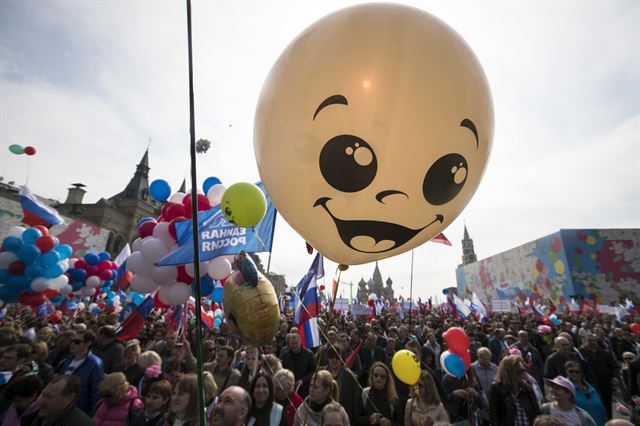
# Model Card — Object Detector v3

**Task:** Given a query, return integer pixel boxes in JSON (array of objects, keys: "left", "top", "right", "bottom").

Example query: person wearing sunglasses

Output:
[
  {"left": 564, "top": 361, "right": 606, "bottom": 426},
  {"left": 540, "top": 376, "right": 596, "bottom": 426},
  {"left": 56, "top": 330, "right": 105, "bottom": 414},
  {"left": 357, "top": 362, "right": 400, "bottom": 426}
]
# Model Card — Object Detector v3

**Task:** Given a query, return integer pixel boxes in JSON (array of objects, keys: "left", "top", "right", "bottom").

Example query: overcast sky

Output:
[{"left": 1, "top": 1, "right": 638, "bottom": 300}]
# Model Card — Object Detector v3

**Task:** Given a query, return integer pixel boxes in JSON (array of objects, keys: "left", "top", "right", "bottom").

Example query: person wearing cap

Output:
[
  {"left": 489, "top": 355, "right": 540, "bottom": 426},
  {"left": 540, "top": 376, "right": 596, "bottom": 426},
  {"left": 564, "top": 360, "right": 606, "bottom": 426}
]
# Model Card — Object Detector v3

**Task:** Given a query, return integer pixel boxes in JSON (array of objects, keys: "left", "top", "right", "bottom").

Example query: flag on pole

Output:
[
  {"left": 453, "top": 294, "right": 471, "bottom": 319},
  {"left": 19, "top": 186, "right": 64, "bottom": 228},
  {"left": 430, "top": 233, "right": 452, "bottom": 246},
  {"left": 116, "top": 295, "right": 154, "bottom": 341},
  {"left": 294, "top": 253, "right": 324, "bottom": 349},
  {"left": 471, "top": 292, "right": 488, "bottom": 323}
]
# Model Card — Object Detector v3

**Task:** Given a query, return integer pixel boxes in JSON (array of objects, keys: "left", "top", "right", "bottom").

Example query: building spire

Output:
[
  {"left": 461, "top": 224, "right": 477, "bottom": 265},
  {"left": 110, "top": 148, "right": 152, "bottom": 202}
]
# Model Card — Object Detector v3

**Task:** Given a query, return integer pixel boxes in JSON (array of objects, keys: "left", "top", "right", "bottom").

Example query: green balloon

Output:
[
  {"left": 221, "top": 182, "right": 267, "bottom": 228},
  {"left": 8, "top": 144, "right": 23, "bottom": 155}
]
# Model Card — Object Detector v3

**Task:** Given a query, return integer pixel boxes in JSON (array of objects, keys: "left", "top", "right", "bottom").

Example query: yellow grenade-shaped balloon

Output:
[{"left": 223, "top": 270, "right": 280, "bottom": 346}]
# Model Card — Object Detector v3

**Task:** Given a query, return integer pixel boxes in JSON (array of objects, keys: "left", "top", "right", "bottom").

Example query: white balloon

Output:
[
  {"left": 159, "top": 282, "right": 191, "bottom": 305},
  {"left": 77, "top": 302, "right": 86, "bottom": 310},
  {"left": 169, "top": 192, "right": 186, "bottom": 203},
  {"left": 152, "top": 222, "right": 174, "bottom": 245},
  {"left": 132, "top": 237, "right": 143, "bottom": 252},
  {"left": 206, "top": 184, "right": 226, "bottom": 207},
  {"left": 48, "top": 274, "right": 69, "bottom": 290},
  {"left": 57, "top": 259, "right": 69, "bottom": 272},
  {"left": 213, "top": 308, "right": 222, "bottom": 317},
  {"left": 185, "top": 261, "right": 210, "bottom": 278},
  {"left": 69, "top": 258, "right": 78, "bottom": 268},
  {"left": 7, "top": 226, "right": 26, "bottom": 238},
  {"left": 113, "top": 306, "right": 122, "bottom": 314},
  {"left": 30, "top": 277, "right": 49, "bottom": 292},
  {"left": 85, "top": 275, "right": 102, "bottom": 288},
  {"left": 0, "top": 252, "right": 18, "bottom": 269},
  {"left": 82, "top": 287, "right": 96, "bottom": 297},
  {"left": 126, "top": 252, "right": 154, "bottom": 276},
  {"left": 59, "top": 284, "right": 73, "bottom": 296},
  {"left": 140, "top": 238, "right": 169, "bottom": 263},
  {"left": 88, "top": 303, "right": 98, "bottom": 311},
  {"left": 130, "top": 274, "right": 159, "bottom": 294},
  {"left": 151, "top": 265, "right": 178, "bottom": 285},
  {"left": 208, "top": 258, "right": 232, "bottom": 280}
]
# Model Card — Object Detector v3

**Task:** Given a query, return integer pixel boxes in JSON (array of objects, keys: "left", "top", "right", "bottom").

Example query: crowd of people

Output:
[{"left": 0, "top": 301, "right": 639, "bottom": 426}]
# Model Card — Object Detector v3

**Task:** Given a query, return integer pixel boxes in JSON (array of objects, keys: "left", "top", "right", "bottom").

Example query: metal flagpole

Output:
[
  {"left": 408, "top": 250, "right": 414, "bottom": 332},
  {"left": 185, "top": 0, "right": 207, "bottom": 424}
]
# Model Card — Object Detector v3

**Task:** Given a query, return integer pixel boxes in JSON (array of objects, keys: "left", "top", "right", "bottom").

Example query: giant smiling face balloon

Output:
[{"left": 254, "top": 4, "right": 493, "bottom": 265}]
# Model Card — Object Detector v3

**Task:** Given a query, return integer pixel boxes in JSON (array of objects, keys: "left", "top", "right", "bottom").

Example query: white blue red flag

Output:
[
  {"left": 471, "top": 292, "right": 488, "bottom": 323},
  {"left": 19, "top": 186, "right": 64, "bottom": 228},
  {"left": 294, "top": 253, "right": 324, "bottom": 349}
]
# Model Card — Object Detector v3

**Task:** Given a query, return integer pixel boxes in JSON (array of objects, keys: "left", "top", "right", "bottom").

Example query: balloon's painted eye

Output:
[
  {"left": 224, "top": 207, "right": 232, "bottom": 217},
  {"left": 319, "top": 135, "right": 377, "bottom": 192},
  {"left": 423, "top": 153, "right": 468, "bottom": 205}
]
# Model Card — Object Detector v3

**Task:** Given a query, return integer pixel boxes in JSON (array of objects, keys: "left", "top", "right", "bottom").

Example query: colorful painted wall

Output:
[
  {"left": 456, "top": 229, "right": 640, "bottom": 305},
  {"left": 0, "top": 194, "right": 109, "bottom": 257}
]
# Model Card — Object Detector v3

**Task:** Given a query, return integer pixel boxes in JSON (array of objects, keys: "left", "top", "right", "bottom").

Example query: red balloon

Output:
[
  {"left": 319, "top": 285, "right": 325, "bottom": 291},
  {"left": 98, "top": 302, "right": 106, "bottom": 309},
  {"left": 165, "top": 203, "right": 187, "bottom": 221},
  {"left": 86, "top": 266, "right": 98, "bottom": 276},
  {"left": 99, "top": 270, "right": 113, "bottom": 281},
  {"left": 535, "top": 259, "right": 544, "bottom": 272},
  {"left": 168, "top": 217, "right": 187, "bottom": 240},
  {"left": 35, "top": 236, "right": 56, "bottom": 253},
  {"left": 96, "top": 260, "right": 111, "bottom": 272},
  {"left": 153, "top": 291, "right": 169, "bottom": 309},
  {"left": 50, "top": 310, "right": 63, "bottom": 324},
  {"left": 43, "top": 289, "right": 59, "bottom": 299},
  {"left": 8, "top": 261, "right": 26, "bottom": 276},
  {"left": 551, "top": 237, "right": 562, "bottom": 253},
  {"left": 23, "top": 146, "right": 36, "bottom": 156},
  {"left": 176, "top": 266, "right": 191, "bottom": 284},
  {"left": 444, "top": 327, "right": 469, "bottom": 356},
  {"left": 461, "top": 350, "right": 471, "bottom": 371},
  {"left": 18, "top": 291, "right": 46, "bottom": 307},
  {"left": 139, "top": 221, "right": 157, "bottom": 239},
  {"left": 74, "top": 259, "right": 87, "bottom": 270},
  {"left": 630, "top": 323, "right": 640, "bottom": 335},
  {"left": 34, "top": 225, "right": 49, "bottom": 236},
  {"left": 196, "top": 194, "right": 211, "bottom": 211}
]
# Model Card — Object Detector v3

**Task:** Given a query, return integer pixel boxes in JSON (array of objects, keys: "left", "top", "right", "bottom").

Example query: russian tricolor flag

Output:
[
  {"left": 294, "top": 253, "right": 324, "bottom": 349},
  {"left": 116, "top": 295, "right": 154, "bottom": 342},
  {"left": 19, "top": 186, "right": 64, "bottom": 228}
]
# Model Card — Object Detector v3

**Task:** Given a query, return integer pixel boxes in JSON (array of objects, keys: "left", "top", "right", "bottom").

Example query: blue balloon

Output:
[
  {"left": 107, "top": 291, "right": 115, "bottom": 300},
  {"left": 214, "top": 317, "right": 222, "bottom": 328},
  {"left": 41, "top": 250, "right": 60, "bottom": 267},
  {"left": 22, "top": 228, "right": 42, "bottom": 244},
  {"left": 84, "top": 253, "right": 99, "bottom": 266},
  {"left": 67, "top": 302, "right": 77, "bottom": 310},
  {"left": 91, "top": 306, "right": 101, "bottom": 314},
  {"left": 8, "top": 275, "right": 28, "bottom": 290},
  {"left": 71, "top": 268, "right": 87, "bottom": 282},
  {"left": 98, "top": 251, "right": 110, "bottom": 261},
  {"left": 44, "top": 264, "right": 63, "bottom": 279},
  {"left": 0, "top": 269, "right": 10, "bottom": 284},
  {"left": 193, "top": 276, "right": 214, "bottom": 296},
  {"left": 137, "top": 217, "right": 156, "bottom": 228},
  {"left": 149, "top": 179, "right": 171, "bottom": 202},
  {"left": 0, "top": 285, "right": 19, "bottom": 302},
  {"left": 25, "top": 263, "right": 45, "bottom": 279},
  {"left": 18, "top": 244, "right": 40, "bottom": 264},
  {"left": 133, "top": 294, "right": 145, "bottom": 305},
  {"left": 211, "top": 286, "right": 223, "bottom": 303},
  {"left": 55, "top": 244, "right": 73, "bottom": 260},
  {"left": 2, "top": 236, "right": 23, "bottom": 254},
  {"left": 71, "top": 281, "right": 84, "bottom": 291},
  {"left": 203, "top": 177, "right": 222, "bottom": 194},
  {"left": 50, "top": 294, "right": 64, "bottom": 304},
  {"left": 444, "top": 353, "right": 466, "bottom": 378}
]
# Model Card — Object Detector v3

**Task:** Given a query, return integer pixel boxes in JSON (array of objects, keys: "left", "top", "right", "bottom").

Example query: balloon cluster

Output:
[
  {"left": 440, "top": 327, "right": 471, "bottom": 378},
  {"left": 9, "top": 145, "right": 36, "bottom": 156},
  {"left": 127, "top": 177, "right": 239, "bottom": 307},
  {"left": 66, "top": 251, "right": 121, "bottom": 299},
  {"left": 0, "top": 225, "right": 71, "bottom": 305}
]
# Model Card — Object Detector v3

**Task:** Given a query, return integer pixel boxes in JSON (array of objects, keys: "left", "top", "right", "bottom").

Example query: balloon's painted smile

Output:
[{"left": 314, "top": 197, "right": 443, "bottom": 253}]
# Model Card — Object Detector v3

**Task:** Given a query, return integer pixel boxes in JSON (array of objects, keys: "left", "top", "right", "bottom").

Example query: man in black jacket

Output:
[
  {"left": 358, "top": 332, "right": 387, "bottom": 385},
  {"left": 544, "top": 336, "right": 578, "bottom": 378},
  {"left": 326, "top": 347, "right": 360, "bottom": 423},
  {"left": 92, "top": 325, "right": 123, "bottom": 374},
  {"left": 279, "top": 332, "right": 316, "bottom": 397},
  {"left": 580, "top": 333, "right": 617, "bottom": 418},
  {"left": 24, "top": 375, "right": 94, "bottom": 426}
]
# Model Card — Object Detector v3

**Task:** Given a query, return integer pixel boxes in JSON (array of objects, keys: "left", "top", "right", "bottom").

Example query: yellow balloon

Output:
[
  {"left": 392, "top": 349, "right": 421, "bottom": 385},
  {"left": 223, "top": 270, "right": 280, "bottom": 346},
  {"left": 554, "top": 260, "right": 565, "bottom": 275},
  {"left": 221, "top": 182, "right": 267, "bottom": 228},
  {"left": 255, "top": 4, "right": 493, "bottom": 265}
]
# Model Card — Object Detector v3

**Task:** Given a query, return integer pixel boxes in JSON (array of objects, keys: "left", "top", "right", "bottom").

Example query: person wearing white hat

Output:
[{"left": 540, "top": 376, "right": 596, "bottom": 426}]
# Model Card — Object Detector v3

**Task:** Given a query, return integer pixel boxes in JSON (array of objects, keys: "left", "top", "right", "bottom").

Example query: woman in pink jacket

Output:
[{"left": 92, "top": 372, "right": 144, "bottom": 426}]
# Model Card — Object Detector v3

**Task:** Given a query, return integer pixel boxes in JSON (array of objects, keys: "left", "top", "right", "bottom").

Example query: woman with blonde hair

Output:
[
  {"left": 320, "top": 401, "right": 350, "bottom": 426},
  {"left": 294, "top": 370, "right": 339, "bottom": 426},
  {"left": 167, "top": 374, "right": 199, "bottom": 425},
  {"left": 137, "top": 350, "right": 165, "bottom": 395},
  {"left": 489, "top": 355, "right": 540, "bottom": 426},
  {"left": 405, "top": 371, "right": 449, "bottom": 426},
  {"left": 92, "top": 372, "right": 144, "bottom": 425},
  {"left": 274, "top": 369, "right": 303, "bottom": 426},
  {"left": 356, "top": 361, "right": 400, "bottom": 425}
]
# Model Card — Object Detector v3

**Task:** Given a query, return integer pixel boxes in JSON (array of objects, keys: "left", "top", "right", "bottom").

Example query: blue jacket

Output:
[
  {"left": 571, "top": 380, "right": 607, "bottom": 426},
  {"left": 58, "top": 351, "right": 104, "bottom": 415}
]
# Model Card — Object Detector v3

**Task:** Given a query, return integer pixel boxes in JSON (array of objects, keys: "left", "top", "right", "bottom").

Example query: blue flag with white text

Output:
[{"left": 157, "top": 182, "right": 277, "bottom": 266}]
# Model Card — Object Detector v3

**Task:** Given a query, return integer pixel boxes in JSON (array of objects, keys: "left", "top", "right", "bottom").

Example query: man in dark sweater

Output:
[
  {"left": 23, "top": 375, "right": 94, "bottom": 426},
  {"left": 279, "top": 332, "right": 316, "bottom": 397},
  {"left": 544, "top": 336, "right": 577, "bottom": 378},
  {"left": 580, "top": 333, "right": 617, "bottom": 418}
]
